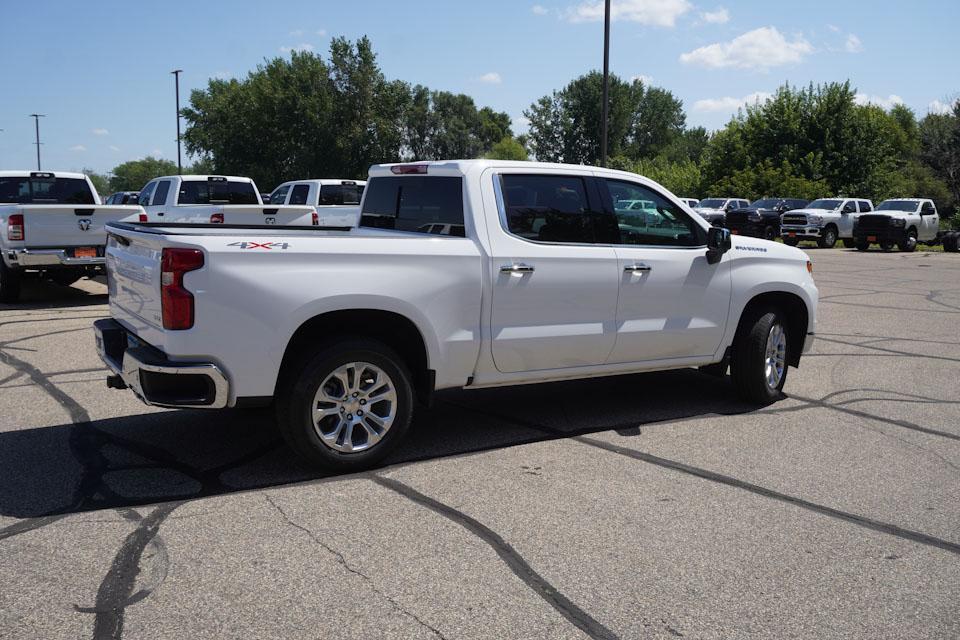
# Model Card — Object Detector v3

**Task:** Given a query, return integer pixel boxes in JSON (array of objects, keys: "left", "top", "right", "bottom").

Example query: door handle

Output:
[
  {"left": 500, "top": 263, "right": 535, "bottom": 274},
  {"left": 624, "top": 263, "right": 652, "bottom": 273}
]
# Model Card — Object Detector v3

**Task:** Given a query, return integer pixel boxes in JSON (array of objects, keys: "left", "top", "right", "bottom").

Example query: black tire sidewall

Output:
[
  {"left": 731, "top": 309, "right": 788, "bottom": 404},
  {"left": 277, "top": 339, "right": 414, "bottom": 471},
  {"left": 819, "top": 227, "right": 837, "bottom": 248}
]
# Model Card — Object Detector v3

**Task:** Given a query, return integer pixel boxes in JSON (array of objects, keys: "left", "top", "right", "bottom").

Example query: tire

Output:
[
  {"left": 782, "top": 237, "right": 799, "bottom": 247},
  {"left": 763, "top": 225, "right": 776, "bottom": 241},
  {"left": 817, "top": 226, "right": 838, "bottom": 249},
  {"left": 855, "top": 239, "right": 870, "bottom": 251},
  {"left": 898, "top": 229, "right": 918, "bottom": 253},
  {"left": 49, "top": 271, "right": 83, "bottom": 287},
  {"left": 842, "top": 238, "right": 856, "bottom": 249},
  {"left": 275, "top": 338, "right": 414, "bottom": 471},
  {"left": 944, "top": 232, "right": 959, "bottom": 253},
  {"left": 0, "top": 261, "right": 22, "bottom": 303},
  {"left": 730, "top": 309, "right": 789, "bottom": 404},
  {"left": 880, "top": 239, "right": 895, "bottom": 252}
]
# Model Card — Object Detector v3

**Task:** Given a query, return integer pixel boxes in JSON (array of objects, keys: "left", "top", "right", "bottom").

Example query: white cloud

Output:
[
  {"left": 700, "top": 7, "right": 729, "bottom": 24},
  {"left": 316, "top": 28, "right": 327, "bottom": 36},
  {"left": 151, "top": 149, "right": 164, "bottom": 157},
  {"left": 693, "top": 92, "right": 771, "bottom": 112},
  {"left": 92, "top": 128, "right": 109, "bottom": 136},
  {"left": 532, "top": 4, "right": 549, "bottom": 15},
  {"left": 109, "top": 145, "right": 120, "bottom": 152},
  {"left": 280, "top": 43, "right": 314, "bottom": 53},
  {"left": 69, "top": 145, "right": 87, "bottom": 152},
  {"left": 827, "top": 24, "right": 841, "bottom": 33},
  {"left": 289, "top": 29, "right": 304, "bottom": 37},
  {"left": 680, "top": 27, "right": 813, "bottom": 70},
  {"left": 845, "top": 33, "right": 862, "bottom": 53},
  {"left": 565, "top": 0, "right": 692, "bottom": 27},
  {"left": 854, "top": 93, "right": 904, "bottom": 109},
  {"left": 479, "top": 72, "right": 502, "bottom": 84},
  {"left": 631, "top": 74, "right": 654, "bottom": 84},
  {"left": 929, "top": 99, "right": 957, "bottom": 115}
]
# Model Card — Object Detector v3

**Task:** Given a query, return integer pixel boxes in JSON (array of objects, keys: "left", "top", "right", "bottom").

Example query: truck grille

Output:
[
  {"left": 781, "top": 214, "right": 807, "bottom": 225},
  {"left": 725, "top": 210, "right": 750, "bottom": 224},
  {"left": 856, "top": 214, "right": 892, "bottom": 233}
]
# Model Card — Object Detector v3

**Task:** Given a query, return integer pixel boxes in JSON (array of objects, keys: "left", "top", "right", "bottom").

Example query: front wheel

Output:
[
  {"left": 763, "top": 225, "right": 776, "bottom": 241},
  {"left": 898, "top": 230, "right": 917, "bottom": 253},
  {"left": 782, "top": 237, "right": 799, "bottom": 247},
  {"left": 0, "top": 261, "right": 22, "bottom": 303},
  {"left": 842, "top": 238, "right": 856, "bottom": 249},
  {"left": 855, "top": 239, "right": 870, "bottom": 251},
  {"left": 817, "top": 226, "right": 838, "bottom": 249},
  {"left": 731, "top": 310, "right": 789, "bottom": 404},
  {"left": 275, "top": 338, "right": 414, "bottom": 471}
]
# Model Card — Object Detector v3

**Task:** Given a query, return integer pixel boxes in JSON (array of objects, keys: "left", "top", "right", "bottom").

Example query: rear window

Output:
[
  {"left": 177, "top": 179, "right": 259, "bottom": 205},
  {"left": 360, "top": 176, "right": 464, "bottom": 236},
  {"left": 0, "top": 176, "right": 95, "bottom": 204},
  {"left": 320, "top": 183, "right": 363, "bottom": 206}
]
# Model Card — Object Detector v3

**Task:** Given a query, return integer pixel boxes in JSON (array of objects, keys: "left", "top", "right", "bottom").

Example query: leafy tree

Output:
[
  {"left": 485, "top": 137, "right": 528, "bottom": 161},
  {"left": 82, "top": 169, "right": 110, "bottom": 196},
  {"left": 109, "top": 157, "right": 178, "bottom": 191},
  {"left": 919, "top": 102, "right": 960, "bottom": 217}
]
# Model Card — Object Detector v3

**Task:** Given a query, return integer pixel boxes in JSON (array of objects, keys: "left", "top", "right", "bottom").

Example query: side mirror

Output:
[{"left": 706, "top": 227, "right": 731, "bottom": 264}]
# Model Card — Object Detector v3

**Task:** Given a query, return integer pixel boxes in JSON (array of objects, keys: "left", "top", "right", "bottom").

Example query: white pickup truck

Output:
[
  {"left": 852, "top": 198, "right": 941, "bottom": 252},
  {"left": 268, "top": 179, "right": 366, "bottom": 228},
  {"left": 780, "top": 197, "right": 874, "bottom": 249},
  {"left": 0, "top": 171, "right": 143, "bottom": 302},
  {"left": 95, "top": 160, "right": 818, "bottom": 470},
  {"left": 136, "top": 175, "right": 315, "bottom": 226}
]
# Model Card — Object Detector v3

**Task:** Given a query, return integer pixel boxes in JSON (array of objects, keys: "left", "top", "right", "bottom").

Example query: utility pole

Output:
[
  {"left": 30, "top": 114, "right": 45, "bottom": 171},
  {"left": 171, "top": 69, "right": 183, "bottom": 174},
  {"left": 600, "top": 0, "right": 611, "bottom": 167}
]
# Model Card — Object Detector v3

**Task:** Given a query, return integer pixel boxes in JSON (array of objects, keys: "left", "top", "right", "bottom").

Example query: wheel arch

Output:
[{"left": 735, "top": 291, "right": 810, "bottom": 368}]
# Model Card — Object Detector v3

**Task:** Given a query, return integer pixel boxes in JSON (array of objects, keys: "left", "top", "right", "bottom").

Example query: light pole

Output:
[
  {"left": 600, "top": 0, "right": 611, "bottom": 168},
  {"left": 171, "top": 69, "right": 183, "bottom": 174},
  {"left": 30, "top": 114, "right": 45, "bottom": 171}
]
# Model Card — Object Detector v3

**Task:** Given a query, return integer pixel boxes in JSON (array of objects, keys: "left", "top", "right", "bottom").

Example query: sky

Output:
[{"left": 1, "top": 0, "right": 958, "bottom": 176}]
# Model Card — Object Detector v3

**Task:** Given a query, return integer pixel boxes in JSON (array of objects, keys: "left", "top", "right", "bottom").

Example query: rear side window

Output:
[
  {"left": 289, "top": 184, "right": 310, "bottom": 205},
  {"left": 0, "top": 176, "right": 95, "bottom": 204},
  {"left": 153, "top": 180, "right": 171, "bottom": 206},
  {"left": 269, "top": 185, "right": 290, "bottom": 205},
  {"left": 320, "top": 184, "right": 362, "bottom": 206},
  {"left": 500, "top": 174, "right": 597, "bottom": 244},
  {"left": 858, "top": 200, "right": 872, "bottom": 212},
  {"left": 178, "top": 180, "right": 259, "bottom": 205},
  {"left": 361, "top": 176, "right": 464, "bottom": 236}
]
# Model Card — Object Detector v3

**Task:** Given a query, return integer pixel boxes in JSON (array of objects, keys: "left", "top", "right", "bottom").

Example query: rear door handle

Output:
[
  {"left": 624, "top": 263, "right": 652, "bottom": 273},
  {"left": 500, "top": 263, "right": 535, "bottom": 274}
]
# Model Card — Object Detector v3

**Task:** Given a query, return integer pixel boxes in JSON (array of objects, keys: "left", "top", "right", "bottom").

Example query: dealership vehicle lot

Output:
[{"left": 0, "top": 249, "right": 958, "bottom": 639}]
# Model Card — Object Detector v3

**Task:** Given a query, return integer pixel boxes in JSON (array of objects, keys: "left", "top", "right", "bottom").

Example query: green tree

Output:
[
  {"left": 109, "top": 157, "right": 178, "bottom": 191},
  {"left": 919, "top": 102, "right": 960, "bottom": 217},
  {"left": 82, "top": 169, "right": 110, "bottom": 196},
  {"left": 484, "top": 136, "right": 528, "bottom": 161}
]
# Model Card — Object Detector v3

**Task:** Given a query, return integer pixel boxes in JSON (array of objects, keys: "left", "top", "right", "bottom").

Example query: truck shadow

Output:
[
  {"left": 0, "top": 276, "right": 108, "bottom": 311},
  {"left": 0, "top": 369, "right": 760, "bottom": 519}
]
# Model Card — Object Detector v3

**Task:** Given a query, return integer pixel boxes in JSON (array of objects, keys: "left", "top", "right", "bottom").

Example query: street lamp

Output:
[
  {"left": 30, "top": 114, "right": 45, "bottom": 171},
  {"left": 600, "top": 0, "right": 611, "bottom": 168},
  {"left": 171, "top": 69, "right": 183, "bottom": 175}
]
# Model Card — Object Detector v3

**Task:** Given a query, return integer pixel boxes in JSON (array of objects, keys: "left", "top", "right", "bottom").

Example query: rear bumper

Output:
[
  {"left": 94, "top": 318, "right": 229, "bottom": 409},
  {"left": 7, "top": 248, "right": 104, "bottom": 268}
]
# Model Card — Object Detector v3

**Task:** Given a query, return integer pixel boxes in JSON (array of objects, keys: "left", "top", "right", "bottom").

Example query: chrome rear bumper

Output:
[{"left": 9, "top": 248, "right": 104, "bottom": 267}]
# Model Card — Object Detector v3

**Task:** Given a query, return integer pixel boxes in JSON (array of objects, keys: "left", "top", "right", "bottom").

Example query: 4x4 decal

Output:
[{"left": 227, "top": 241, "right": 290, "bottom": 250}]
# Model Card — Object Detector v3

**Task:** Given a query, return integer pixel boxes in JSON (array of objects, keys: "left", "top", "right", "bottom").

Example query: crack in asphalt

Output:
[
  {"left": 263, "top": 493, "right": 448, "bottom": 640},
  {"left": 371, "top": 475, "right": 620, "bottom": 640}
]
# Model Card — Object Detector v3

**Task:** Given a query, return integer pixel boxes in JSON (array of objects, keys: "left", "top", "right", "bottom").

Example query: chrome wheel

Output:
[
  {"left": 764, "top": 323, "right": 787, "bottom": 390},
  {"left": 311, "top": 362, "right": 398, "bottom": 453}
]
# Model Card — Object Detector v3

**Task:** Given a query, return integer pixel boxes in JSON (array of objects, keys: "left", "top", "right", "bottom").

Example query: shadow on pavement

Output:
[
  {"left": 0, "top": 276, "right": 108, "bottom": 311},
  {"left": 0, "top": 368, "right": 758, "bottom": 519}
]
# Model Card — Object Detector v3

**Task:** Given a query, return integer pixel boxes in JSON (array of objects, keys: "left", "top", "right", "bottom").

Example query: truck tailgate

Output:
[
  {"left": 105, "top": 229, "right": 167, "bottom": 340},
  {"left": 160, "top": 205, "right": 315, "bottom": 225},
  {"left": 21, "top": 205, "right": 142, "bottom": 247}
]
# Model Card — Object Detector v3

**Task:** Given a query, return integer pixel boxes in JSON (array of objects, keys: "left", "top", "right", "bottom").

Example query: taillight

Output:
[
  {"left": 161, "top": 248, "right": 204, "bottom": 330},
  {"left": 210, "top": 213, "right": 224, "bottom": 224},
  {"left": 138, "top": 214, "right": 148, "bottom": 222},
  {"left": 7, "top": 214, "right": 24, "bottom": 241},
  {"left": 312, "top": 212, "right": 319, "bottom": 226}
]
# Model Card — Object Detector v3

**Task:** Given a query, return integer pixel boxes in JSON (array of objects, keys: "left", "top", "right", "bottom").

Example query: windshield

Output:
[
  {"left": 807, "top": 199, "right": 842, "bottom": 210},
  {"left": 0, "top": 176, "right": 95, "bottom": 204},
  {"left": 877, "top": 200, "right": 919, "bottom": 212},
  {"left": 751, "top": 199, "right": 781, "bottom": 208},
  {"left": 698, "top": 199, "right": 726, "bottom": 208},
  {"left": 178, "top": 180, "right": 259, "bottom": 205}
]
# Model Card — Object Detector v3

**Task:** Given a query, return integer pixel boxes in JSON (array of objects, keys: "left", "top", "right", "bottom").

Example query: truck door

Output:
[
  {"left": 920, "top": 201, "right": 939, "bottom": 241},
  {"left": 487, "top": 171, "right": 619, "bottom": 373},
  {"left": 838, "top": 200, "right": 857, "bottom": 237},
  {"left": 598, "top": 178, "right": 731, "bottom": 363}
]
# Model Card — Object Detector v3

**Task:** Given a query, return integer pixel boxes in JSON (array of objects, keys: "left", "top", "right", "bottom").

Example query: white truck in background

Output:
[
  {"left": 269, "top": 179, "right": 366, "bottom": 228},
  {"left": 0, "top": 171, "right": 143, "bottom": 302},
  {"left": 780, "top": 198, "right": 873, "bottom": 248},
  {"left": 852, "top": 198, "right": 945, "bottom": 252},
  {"left": 135, "top": 175, "right": 315, "bottom": 226},
  {"left": 96, "top": 159, "right": 818, "bottom": 472}
]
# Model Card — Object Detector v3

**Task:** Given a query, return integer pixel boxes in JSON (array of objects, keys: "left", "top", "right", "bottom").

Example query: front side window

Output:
[
  {"left": 858, "top": 201, "right": 872, "bottom": 212},
  {"left": 153, "top": 180, "right": 171, "bottom": 206},
  {"left": 289, "top": 184, "right": 310, "bottom": 205},
  {"left": 602, "top": 180, "right": 706, "bottom": 247},
  {"left": 269, "top": 185, "right": 290, "bottom": 205},
  {"left": 138, "top": 182, "right": 156, "bottom": 207},
  {"left": 500, "top": 174, "right": 597, "bottom": 244},
  {"left": 922, "top": 201, "right": 935, "bottom": 214},
  {"left": 360, "top": 176, "right": 464, "bottom": 236}
]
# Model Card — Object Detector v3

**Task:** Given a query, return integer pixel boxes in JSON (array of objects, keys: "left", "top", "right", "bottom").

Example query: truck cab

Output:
[
  {"left": 268, "top": 179, "right": 366, "bottom": 228},
  {"left": 781, "top": 198, "right": 873, "bottom": 248},
  {"left": 854, "top": 199, "right": 940, "bottom": 252}
]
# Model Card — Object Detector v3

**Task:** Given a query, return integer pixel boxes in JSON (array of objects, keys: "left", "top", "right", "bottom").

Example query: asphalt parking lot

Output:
[{"left": 1, "top": 248, "right": 958, "bottom": 640}]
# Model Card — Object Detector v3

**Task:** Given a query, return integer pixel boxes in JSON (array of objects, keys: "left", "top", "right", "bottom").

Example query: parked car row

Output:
[{"left": 693, "top": 195, "right": 958, "bottom": 252}]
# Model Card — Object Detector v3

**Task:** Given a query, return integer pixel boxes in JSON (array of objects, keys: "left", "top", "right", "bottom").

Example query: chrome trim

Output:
[{"left": 12, "top": 248, "right": 104, "bottom": 267}]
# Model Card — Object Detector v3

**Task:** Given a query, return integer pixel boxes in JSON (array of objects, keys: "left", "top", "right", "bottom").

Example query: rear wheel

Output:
[
  {"left": 842, "top": 238, "right": 856, "bottom": 249},
  {"left": 817, "top": 226, "right": 838, "bottom": 249},
  {"left": 898, "top": 229, "right": 918, "bottom": 253},
  {"left": 731, "top": 309, "right": 789, "bottom": 404},
  {"left": 0, "top": 261, "right": 22, "bottom": 303},
  {"left": 275, "top": 338, "right": 414, "bottom": 471}
]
